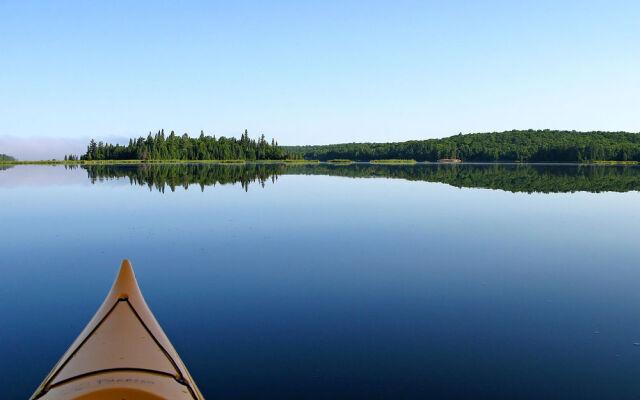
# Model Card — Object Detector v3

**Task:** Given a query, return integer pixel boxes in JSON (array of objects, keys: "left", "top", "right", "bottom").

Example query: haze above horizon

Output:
[{"left": 1, "top": 1, "right": 639, "bottom": 159}]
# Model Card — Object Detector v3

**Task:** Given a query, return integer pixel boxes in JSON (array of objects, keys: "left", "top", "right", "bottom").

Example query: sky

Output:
[{"left": 1, "top": 0, "right": 639, "bottom": 159}]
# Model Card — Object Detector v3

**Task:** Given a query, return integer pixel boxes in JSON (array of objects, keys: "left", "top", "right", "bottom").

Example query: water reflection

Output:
[
  {"left": 81, "top": 163, "right": 640, "bottom": 193},
  {"left": 81, "top": 163, "right": 284, "bottom": 192}
]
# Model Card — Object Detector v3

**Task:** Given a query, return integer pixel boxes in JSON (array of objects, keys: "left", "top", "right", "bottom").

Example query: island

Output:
[{"left": 67, "top": 129, "right": 302, "bottom": 163}]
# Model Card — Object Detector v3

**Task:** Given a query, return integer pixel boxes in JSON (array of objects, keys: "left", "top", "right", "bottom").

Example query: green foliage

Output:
[
  {"left": 285, "top": 130, "right": 640, "bottom": 162},
  {"left": 327, "top": 159, "right": 353, "bottom": 163},
  {"left": 592, "top": 160, "right": 638, "bottom": 165},
  {"left": 79, "top": 129, "right": 301, "bottom": 161},
  {"left": 0, "top": 153, "right": 16, "bottom": 162}
]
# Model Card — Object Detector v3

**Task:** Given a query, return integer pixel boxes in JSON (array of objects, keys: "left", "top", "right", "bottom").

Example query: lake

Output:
[{"left": 2, "top": 163, "right": 640, "bottom": 399}]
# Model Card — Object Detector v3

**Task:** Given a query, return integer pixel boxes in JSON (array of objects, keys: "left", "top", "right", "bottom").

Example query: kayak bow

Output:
[{"left": 31, "top": 260, "right": 204, "bottom": 400}]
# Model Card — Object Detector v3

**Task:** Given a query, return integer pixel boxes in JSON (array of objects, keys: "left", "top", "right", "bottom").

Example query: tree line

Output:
[
  {"left": 0, "top": 153, "right": 16, "bottom": 162},
  {"left": 284, "top": 130, "right": 640, "bottom": 162},
  {"left": 69, "top": 130, "right": 301, "bottom": 161}
]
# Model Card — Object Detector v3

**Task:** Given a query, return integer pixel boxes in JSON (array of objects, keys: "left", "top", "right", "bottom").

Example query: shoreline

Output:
[{"left": 1, "top": 160, "right": 637, "bottom": 166}]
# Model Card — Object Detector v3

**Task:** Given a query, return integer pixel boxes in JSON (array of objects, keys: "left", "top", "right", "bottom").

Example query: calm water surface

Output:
[{"left": 2, "top": 163, "right": 640, "bottom": 399}]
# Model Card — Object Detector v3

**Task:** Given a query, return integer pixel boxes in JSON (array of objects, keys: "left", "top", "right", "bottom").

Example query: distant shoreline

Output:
[
  {"left": 1, "top": 159, "right": 637, "bottom": 166},
  {"left": 0, "top": 159, "right": 317, "bottom": 165},
  {"left": 284, "top": 130, "right": 640, "bottom": 163}
]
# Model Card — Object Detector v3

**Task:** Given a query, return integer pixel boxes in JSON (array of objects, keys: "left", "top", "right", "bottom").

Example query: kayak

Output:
[{"left": 30, "top": 260, "right": 205, "bottom": 400}]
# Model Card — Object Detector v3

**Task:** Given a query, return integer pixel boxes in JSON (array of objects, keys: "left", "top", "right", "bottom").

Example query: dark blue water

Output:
[{"left": 2, "top": 163, "right": 640, "bottom": 399}]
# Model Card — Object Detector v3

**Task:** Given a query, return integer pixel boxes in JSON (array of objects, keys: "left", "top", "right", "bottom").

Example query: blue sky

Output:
[{"left": 1, "top": 1, "right": 639, "bottom": 158}]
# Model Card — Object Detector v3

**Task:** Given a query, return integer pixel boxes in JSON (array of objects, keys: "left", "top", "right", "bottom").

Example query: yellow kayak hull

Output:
[{"left": 31, "top": 260, "right": 204, "bottom": 400}]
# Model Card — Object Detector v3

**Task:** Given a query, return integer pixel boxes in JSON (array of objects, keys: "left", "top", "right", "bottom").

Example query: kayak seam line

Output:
[
  {"left": 46, "top": 368, "right": 179, "bottom": 389},
  {"left": 35, "top": 297, "right": 124, "bottom": 397},
  {"left": 123, "top": 299, "right": 200, "bottom": 400},
  {"left": 34, "top": 297, "right": 200, "bottom": 400},
  {"left": 123, "top": 299, "right": 184, "bottom": 378}
]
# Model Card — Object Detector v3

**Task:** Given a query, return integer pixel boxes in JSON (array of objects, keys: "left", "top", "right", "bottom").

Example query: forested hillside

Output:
[
  {"left": 0, "top": 153, "right": 16, "bottom": 161},
  {"left": 285, "top": 130, "right": 640, "bottom": 162},
  {"left": 73, "top": 130, "right": 300, "bottom": 161}
]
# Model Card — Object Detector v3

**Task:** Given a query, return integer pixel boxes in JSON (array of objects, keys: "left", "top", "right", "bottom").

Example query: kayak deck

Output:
[{"left": 31, "top": 260, "right": 204, "bottom": 400}]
